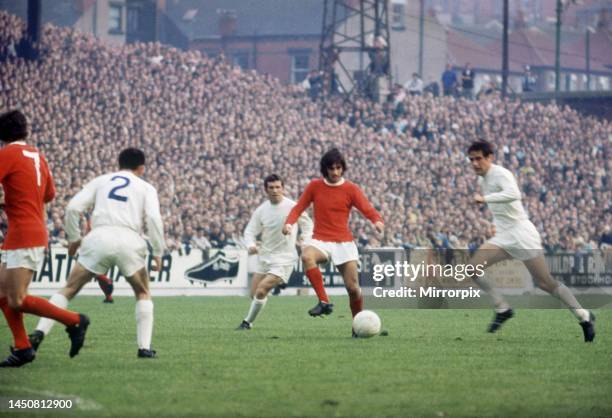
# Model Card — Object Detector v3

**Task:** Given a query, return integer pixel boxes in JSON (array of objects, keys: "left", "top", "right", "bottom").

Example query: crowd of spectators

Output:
[{"left": 1, "top": 12, "right": 610, "bottom": 254}]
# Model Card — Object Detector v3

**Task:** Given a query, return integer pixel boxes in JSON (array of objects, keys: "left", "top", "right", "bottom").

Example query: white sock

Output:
[
  {"left": 473, "top": 276, "right": 511, "bottom": 313},
  {"left": 36, "top": 293, "right": 69, "bottom": 335},
  {"left": 245, "top": 297, "right": 267, "bottom": 324},
  {"left": 553, "top": 284, "right": 590, "bottom": 322},
  {"left": 135, "top": 300, "right": 154, "bottom": 350}
]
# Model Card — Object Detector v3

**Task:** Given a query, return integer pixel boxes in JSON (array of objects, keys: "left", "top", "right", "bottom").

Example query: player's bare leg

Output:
[
  {"left": 125, "top": 267, "right": 155, "bottom": 358},
  {"left": 337, "top": 260, "right": 362, "bottom": 317},
  {"left": 253, "top": 275, "right": 282, "bottom": 301},
  {"left": 0, "top": 264, "right": 35, "bottom": 366},
  {"left": 237, "top": 272, "right": 265, "bottom": 330},
  {"left": 0, "top": 264, "right": 87, "bottom": 364},
  {"left": 469, "top": 243, "right": 514, "bottom": 332},
  {"left": 337, "top": 260, "right": 363, "bottom": 338},
  {"left": 249, "top": 273, "right": 266, "bottom": 299},
  {"left": 1, "top": 265, "right": 32, "bottom": 309},
  {"left": 238, "top": 274, "right": 283, "bottom": 330},
  {"left": 302, "top": 246, "right": 334, "bottom": 316},
  {"left": 32, "top": 263, "right": 95, "bottom": 348},
  {"left": 523, "top": 255, "right": 595, "bottom": 342}
]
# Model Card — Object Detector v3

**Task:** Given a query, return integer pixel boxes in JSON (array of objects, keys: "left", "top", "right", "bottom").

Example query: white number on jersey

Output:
[{"left": 22, "top": 150, "right": 41, "bottom": 186}]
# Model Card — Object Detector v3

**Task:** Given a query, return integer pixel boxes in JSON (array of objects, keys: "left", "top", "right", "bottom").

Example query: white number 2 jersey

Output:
[{"left": 64, "top": 170, "right": 165, "bottom": 256}]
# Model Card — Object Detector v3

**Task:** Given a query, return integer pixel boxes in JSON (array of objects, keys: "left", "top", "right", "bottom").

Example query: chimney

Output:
[{"left": 218, "top": 9, "right": 237, "bottom": 37}]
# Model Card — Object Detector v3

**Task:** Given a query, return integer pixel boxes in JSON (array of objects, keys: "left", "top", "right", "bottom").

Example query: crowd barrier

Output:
[{"left": 24, "top": 246, "right": 612, "bottom": 296}]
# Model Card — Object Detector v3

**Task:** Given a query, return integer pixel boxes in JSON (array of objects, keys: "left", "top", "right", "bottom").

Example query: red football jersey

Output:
[
  {"left": 0, "top": 141, "right": 55, "bottom": 249},
  {"left": 285, "top": 178, "right": 383, "bottom": 242}
]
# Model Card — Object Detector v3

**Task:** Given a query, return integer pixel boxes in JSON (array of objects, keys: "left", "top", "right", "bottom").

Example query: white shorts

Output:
[
  {"left": 78, "top": 226, "right": 147, "bottom": 277},
  {"left": 487, "top": 220, "right": 543, "bottom": 261},
  {"left": 254, "top": 259, "right": 294, "bottom": 284},
  {"left": 307, "top": 239, "right": 359, "bottom": 266},
  {"left": 0, "top": 247, "right": 45, "bottom": 271}
]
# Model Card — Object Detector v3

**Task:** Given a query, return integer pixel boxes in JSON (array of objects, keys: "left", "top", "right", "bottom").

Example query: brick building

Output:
[{"left": 164, "top": 0, "right": 323, "bottom": 84}]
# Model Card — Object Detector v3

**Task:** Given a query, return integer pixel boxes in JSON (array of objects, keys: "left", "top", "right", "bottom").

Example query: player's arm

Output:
[
  {"left": 144, "top": 186, "right": 165, "bottom": 271},
  {"left": 351, "top": 184, "right": 384, "bottom": 234},
  {"left": 243, "top": 207, "right": 262, "bottom": 254},
  {"left": 296, "top": 211, "right": 313, "bottom": 243},
  {"left": 482, "top": 170, "right": 521, "bottom": 203},
  {"left": 65, "top": 178, "right": 100, "bottom": 248},
  {"left": 41, "top": 155, "right": 56, "bottom": 203},
  {"left": 44, "top": 174, "right": 56, "bottom": 203},
  {"left": 283, "top": 181, "right": 314, "bottom": 235},
  {"left": 0, "top": 152, "right": 9, "bottom": 184}
]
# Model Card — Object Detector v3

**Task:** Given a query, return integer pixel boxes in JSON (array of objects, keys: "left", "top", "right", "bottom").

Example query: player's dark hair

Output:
[
  {"left": 0, "top": 110, "right": 28, "bottom": 143},
  {"left": 264, "top": 174, "right": 283, "bottom": 189},
  {"left": 118, "top": 148, "right": 146, "bottom": 170},
  {"left": 467, "top": 140, "right": 494, "bottom": 157},
  {"left": 320, "top": 148, "right": 347, "bottom": 178}
]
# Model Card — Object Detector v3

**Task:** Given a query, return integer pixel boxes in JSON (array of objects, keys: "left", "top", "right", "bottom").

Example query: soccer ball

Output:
[{"left": 352, "top": 310, "right": 381, "bottom": 338}]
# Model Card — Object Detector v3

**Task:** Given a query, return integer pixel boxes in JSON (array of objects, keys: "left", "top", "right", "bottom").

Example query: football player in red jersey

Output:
[
  {"left": 0, "top": 110, "right": 89, "bottom": 367},
  {"left": 283, "top": 148, "right": 384, "bottom": 334}
]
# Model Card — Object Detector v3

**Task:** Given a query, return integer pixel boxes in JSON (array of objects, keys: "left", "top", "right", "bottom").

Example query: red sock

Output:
[
  {"left": 0, "top": 297, "right": 31, "bottom": 350},
  {"left": 350, "top": 293, "right": 363, "bottom": 318},
  {"left": 97, "top": 274, "right": 112, "bottom": 286},
  {"left": 20, "top": 295, "right": 80, "bottom": 326},
  {"left": 97, "top": 274, "right": 113, "bottom": 297},
  {"left": 305, "top": 267, "right": 329, "bottom": 303}
]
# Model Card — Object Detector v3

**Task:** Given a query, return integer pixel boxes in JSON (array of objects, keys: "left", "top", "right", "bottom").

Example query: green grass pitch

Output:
[{"left": 1, "top": 296, "right": 611, "bottom": 417}]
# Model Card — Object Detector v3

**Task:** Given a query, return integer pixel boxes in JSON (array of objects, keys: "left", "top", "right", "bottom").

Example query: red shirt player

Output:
[
  {"left": 283, "top": 148, "right": 384, "bottom": 333},
  {"left": 0, "top": 110, "right": 89, "bottom": 367}
]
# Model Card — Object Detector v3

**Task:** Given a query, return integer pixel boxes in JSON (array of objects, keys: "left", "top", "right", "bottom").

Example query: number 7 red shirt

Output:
[
  {"left": 0, "top": 141, "right": 55, "bottom": 250},
  {"left": 285, "top": 178, "right": 383, "bottom": 242}
]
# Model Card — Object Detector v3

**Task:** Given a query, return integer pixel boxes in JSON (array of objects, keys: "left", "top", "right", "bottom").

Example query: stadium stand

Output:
[{"left": 0, "top": 12, "right": 610, "bottom": 253}]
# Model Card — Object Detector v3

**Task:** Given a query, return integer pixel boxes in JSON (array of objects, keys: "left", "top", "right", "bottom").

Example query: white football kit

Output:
[
  {"left": 479, "top": 163, "right": 542, "bottom": 260},
  {"left": 244, "top": 196, "right": 313, "bottom": 283},
  {"left": 65, "top": 170, "right": 165, "bottom": 276}
]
